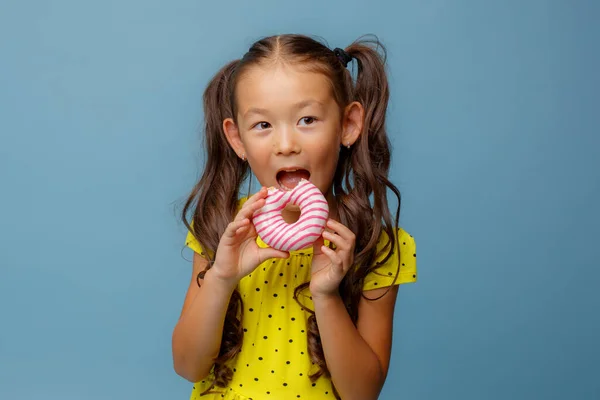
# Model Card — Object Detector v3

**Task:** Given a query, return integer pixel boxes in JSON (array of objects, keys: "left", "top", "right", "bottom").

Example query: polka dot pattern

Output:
[{"left": 185, "top": 199, "right": 417, "bottom": 399}]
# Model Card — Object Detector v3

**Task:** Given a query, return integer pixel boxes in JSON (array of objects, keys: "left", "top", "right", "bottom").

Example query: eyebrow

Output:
[{"left": 243, "top": 99, "right": 324, "bottom": 119}]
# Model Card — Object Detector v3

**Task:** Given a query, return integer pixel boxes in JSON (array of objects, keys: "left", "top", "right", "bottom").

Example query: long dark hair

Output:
[{"left": 182, "top": 34, "right": 402, "bottom": 398}]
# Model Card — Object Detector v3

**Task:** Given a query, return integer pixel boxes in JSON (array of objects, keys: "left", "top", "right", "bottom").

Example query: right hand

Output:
[{"left": 209, "top": 186, "right": 290, "bottom": 286}]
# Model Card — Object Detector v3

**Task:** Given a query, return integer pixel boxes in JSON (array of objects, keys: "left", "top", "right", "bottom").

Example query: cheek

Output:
[{"left": 314, "top": 145, "right": 340, "bottom": 172}]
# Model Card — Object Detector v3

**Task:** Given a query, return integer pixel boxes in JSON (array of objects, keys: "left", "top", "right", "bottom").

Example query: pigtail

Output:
[
  {"left": 344, "top": 37, "right": 402, "bottom": 283},
  {"left": 181, "top": 59, "right": 249, "bottom": 395}
]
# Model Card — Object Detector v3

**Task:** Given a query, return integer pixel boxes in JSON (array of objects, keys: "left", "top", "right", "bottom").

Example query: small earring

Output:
[
  {"left": 346, "top": 142, "right": 351, "bottom": 149},
  {"left": 241, "top": 153, "right": 246, "bottom": 161}
]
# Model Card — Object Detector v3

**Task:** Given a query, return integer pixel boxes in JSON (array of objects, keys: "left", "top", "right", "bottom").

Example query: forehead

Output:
[{"left": 235, "top": 64, "right": 335, "bottom": 116}]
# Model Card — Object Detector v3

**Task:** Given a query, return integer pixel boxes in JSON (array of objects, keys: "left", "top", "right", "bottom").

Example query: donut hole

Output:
[{"left": 281, "top": 204, "right": 301, "bottom": 224}]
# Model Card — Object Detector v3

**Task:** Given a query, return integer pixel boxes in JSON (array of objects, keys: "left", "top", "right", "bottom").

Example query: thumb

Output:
[
  {"left": 258, "top": 247, "right": 290, "bottom": 262},
  {"left": 312, "top": 234, "right": 325, "bottom": 256}
]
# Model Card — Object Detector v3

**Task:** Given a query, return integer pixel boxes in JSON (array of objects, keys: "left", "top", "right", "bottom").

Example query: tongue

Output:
[{"left": 278, "top": 170, "right": 310, "bottom": 190}]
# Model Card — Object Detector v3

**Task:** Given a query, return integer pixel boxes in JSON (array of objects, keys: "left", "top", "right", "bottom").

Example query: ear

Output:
[
  {"left": 223, "top": 117, "right": 246, "bottom": 160},
  {"left": 341, "top": 101, "right": 364, "bottom": 147}
]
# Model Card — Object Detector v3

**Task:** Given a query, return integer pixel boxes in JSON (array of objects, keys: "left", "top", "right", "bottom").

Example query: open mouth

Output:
[{"left": 276, "top": 168, "right": 311, "bottom": 190}]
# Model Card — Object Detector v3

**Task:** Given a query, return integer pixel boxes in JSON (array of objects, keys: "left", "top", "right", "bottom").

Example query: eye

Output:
[
  {"left": 298, "top": 116, "right": 317, "bottom": 126},
  {"left": 252, "top": 121, "right": 271, "bottom": 130}
]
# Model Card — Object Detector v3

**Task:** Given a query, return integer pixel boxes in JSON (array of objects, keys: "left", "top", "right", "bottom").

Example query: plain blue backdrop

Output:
[{"left": 1, "top": 0, "right": 598, "bottom": 399}]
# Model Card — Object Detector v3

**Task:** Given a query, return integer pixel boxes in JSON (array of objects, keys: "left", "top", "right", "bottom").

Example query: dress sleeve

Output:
[
  {"left": 362, "top": 228, "right": 417, "bottom": 291},
  {"left": 185, "top": 229, "right": 205, "bottom": 255}
]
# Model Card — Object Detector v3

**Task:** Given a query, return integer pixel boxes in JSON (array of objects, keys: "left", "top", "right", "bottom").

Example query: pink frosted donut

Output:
[{"left": 252, "top": 179, "right": 329, "bottom": 251}]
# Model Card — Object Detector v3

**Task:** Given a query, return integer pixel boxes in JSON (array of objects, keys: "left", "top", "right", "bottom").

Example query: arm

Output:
[
  {"left": 171, "top": 252, "right": 237, "bottom": 382},
  {"left": 172, "top": 189, "right": 290, "bottom": 382},
  {"left": 312, "top": 285, "right": 399, "bottom": 400}
]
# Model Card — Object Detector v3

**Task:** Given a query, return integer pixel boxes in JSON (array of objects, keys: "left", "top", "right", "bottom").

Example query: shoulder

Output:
[
  {"left": 184, "top": 196, "right": 250, "bottom": 255},
  {"left": 362, "top": 227, "right": 417, "bottom": 291}
]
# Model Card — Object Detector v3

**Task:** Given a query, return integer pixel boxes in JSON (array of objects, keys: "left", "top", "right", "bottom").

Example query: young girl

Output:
[{"left": 172, "top": 34, "right": 417, "bottom": 400}]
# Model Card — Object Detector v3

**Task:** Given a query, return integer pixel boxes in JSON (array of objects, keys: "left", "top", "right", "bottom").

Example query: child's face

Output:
[{"left": 223, "top": 63, "right": 363, "bottom": 199}]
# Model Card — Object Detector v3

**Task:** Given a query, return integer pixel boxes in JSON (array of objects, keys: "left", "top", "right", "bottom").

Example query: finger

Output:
[
  {"left": 258, "top": 248, "right": 289, "bottom": 262},
  {"left": 320, "top": 245, "right": 344, "bottom": 275},
  {"left": 321, "top": 230, "right": 349, "bottom": 251},
  {"left": 224, "top": 218, "right": 249, "bottom": 237},
  {"left": 312, "top": 235, "right": 325, "bottom": 255},
  {"left": 244, "top": 186, "right": 269, "bottom": 206},
  {"left": 326, "top": 219, "right": 356, "bottom": 243},
  {"left": 236, "top": 187, "right": 269, "bottom": 220},
  {"left": 235, "top": 223, "right": 251, "bottom": 235}
]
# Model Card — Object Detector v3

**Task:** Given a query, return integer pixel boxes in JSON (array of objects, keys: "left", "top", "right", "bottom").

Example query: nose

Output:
[{"left": 272, "top": 126, "right": 300, "bottom": 156}]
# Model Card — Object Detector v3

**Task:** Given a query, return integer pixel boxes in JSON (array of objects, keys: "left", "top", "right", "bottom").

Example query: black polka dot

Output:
[
  {"left": 263, "top": 267, "right": 266, "bottom": 271},
  {"left": 300, "top": 264, "right": 304, "bottom": 267},
  {"left": 275, "top": 349, "right": 278, "bottom": 352},
  {"left": 268, "top": 314, "right": 272, "bottom": 318},
  {"left": 301, "top": 330, "right": 305, "bottom": 333},
  {"left": 312, "top": 383, "right": 316, "bottom": 387},
  {"left": 388, "top": 272, "right": 393, "bottom": 276},
  {"left": 265, "top": 280, "right": 269, "bottom": 284},
  {"left": 263, "top": 336, "right": 268, "bottom": 339},
  {"left": 297, "top": 396, "right": 301, "bottom": 398},
  {"left": 281, "top": 306, "right": 285, "bottom": 309},
  {"left": 289, "top": 339, "right": 293, "bottom": 343},
  {"left": 267, "top": 392, "right": 270, "bottom": 395},
  {"left": 413, "top": 253, "right": 416, "bottom": 257},
  {"left": 413, "top": 274, "right": 416, "bottom": 278},
  {"left": 249, "top": 308, "right": 254, "bottom": 312},
  {"left": 301, "top": 351, "right": 304, "bottom": 355},
  {"left": 254, "top": 378, "right": 259, "bottom": 381},
  {"left": 279, "top": 273, "right": 283, "bottom": 276},
  {"left": 243, "top": 328, "right": 248, "bottom": 332},
  {"left": 291, "top": 317, "right": 296, "bottom": 321},
  {"left": 284, "top": 284, "right": 288, "bottom": 287},
  {"left": 256, "top": 288, "right": 260, "bottom": 291},
  {"left": 283, "top": 383, "right": 288, "bottom": 386},
  {"left": 239, "top": 384, "right": 243, "bottom": 387},
  {"left": 258, "top": 357, "right": 263, "bottom": 360},
  {"left": 273, "top": 294, "right": 278, "bottom": 297},
  {"left": 286, "top": 361, "right": 291, "bottom": 364},
  {"left": 271, "top": 370, "right": 275, "bottom": 373},
  {"left": 233, "top": 368, "right": 236, "bottom": 372},
  {"left": 374, "top": 282, "right": 378, "bottom": 286},
  {"left": 278, "top": 327, "right": 282, "bottom": 331},
  {"left": 246, "top": 363, "right": 249, "bottom": 367},
  {"left": 287, "top": 262, "right": 290, "bottom": 265}
]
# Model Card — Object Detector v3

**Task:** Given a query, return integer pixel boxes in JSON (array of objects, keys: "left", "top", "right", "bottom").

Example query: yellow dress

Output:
[{"left": 184, "top": 201, "right": 417, "bottom": 400}]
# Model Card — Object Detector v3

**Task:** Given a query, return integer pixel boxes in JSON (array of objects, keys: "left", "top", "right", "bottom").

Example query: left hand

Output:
[{"left": 310, "top": 219, "right": 356, "bottom": 298}]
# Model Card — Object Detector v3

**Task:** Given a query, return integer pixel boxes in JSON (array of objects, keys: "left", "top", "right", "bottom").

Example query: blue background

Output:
[{"left": 1, "top": 0, "right": 598, "bottom": 399}]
